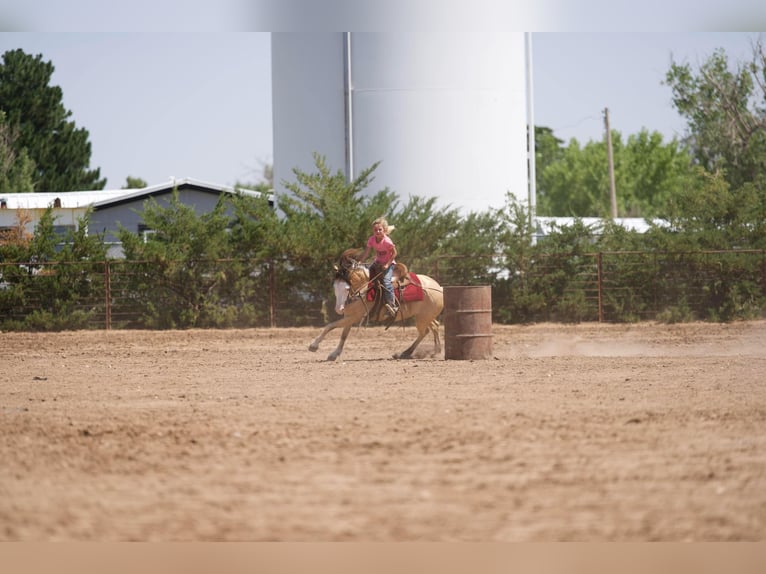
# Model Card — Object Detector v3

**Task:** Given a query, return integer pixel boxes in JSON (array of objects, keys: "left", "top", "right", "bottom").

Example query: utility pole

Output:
[{"left": 604, "top": 107, "right": 618, "bottom": 219}]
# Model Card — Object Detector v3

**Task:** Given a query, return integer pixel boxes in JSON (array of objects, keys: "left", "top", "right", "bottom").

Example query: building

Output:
[
  {"left": 0, "top": 178, "right": 266, "bottom": 258},
  {"left": 535, "top": 216, "right": 657, "bottom": 238}
]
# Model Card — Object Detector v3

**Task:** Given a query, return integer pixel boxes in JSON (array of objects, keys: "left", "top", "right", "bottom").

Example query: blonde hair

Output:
[{"left": 373, "top": 217, "right": 395, "bottom": 234}]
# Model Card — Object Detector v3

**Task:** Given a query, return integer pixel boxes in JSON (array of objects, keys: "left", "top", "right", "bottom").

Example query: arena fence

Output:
[{"left": 1, "top": 250, "right": 765, "bottom": 330}]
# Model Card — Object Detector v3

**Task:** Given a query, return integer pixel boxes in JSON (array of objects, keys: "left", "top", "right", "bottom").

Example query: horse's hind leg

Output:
[
  {"left": 394, "top": 326, "right": 428, "bottom": 359},
  {"left": 396, "top": 317, "right": 442, "bottom": 359},
  {"left": 430, "top": 319, "right": 442, "bottom": 356}
]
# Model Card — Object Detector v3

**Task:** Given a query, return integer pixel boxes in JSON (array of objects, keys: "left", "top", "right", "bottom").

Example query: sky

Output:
[{"left": 0, "top": 30, "right": 762, "bottom": 190}]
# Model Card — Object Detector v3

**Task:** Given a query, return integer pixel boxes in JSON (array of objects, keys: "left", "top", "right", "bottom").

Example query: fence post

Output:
[
  {"left": 596, "top": 252, "right": 604, "bottom": 322},
  {"left": 104, "top": 261, "right": 111, "bottom": 330},
  {"left": 269, "top": 258, "right": 276, "bottom": 328},
  {"left": 762, "top": 250, "right": 766, "bottom": 294}
]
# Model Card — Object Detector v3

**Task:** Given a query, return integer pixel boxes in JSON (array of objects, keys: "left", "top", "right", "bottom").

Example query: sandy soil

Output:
[{"left": 1, "top": 321, "right": 764, "bottom": 541}]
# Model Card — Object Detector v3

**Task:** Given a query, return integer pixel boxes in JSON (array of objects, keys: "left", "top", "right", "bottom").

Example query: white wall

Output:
[{"left": 271, "top": 32, "right": 529, "bottom": 214}]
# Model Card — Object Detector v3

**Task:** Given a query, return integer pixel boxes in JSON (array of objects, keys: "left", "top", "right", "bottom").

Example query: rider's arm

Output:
[
  {"left": 385, "top": 244, "right": 397, "bottom": 268},
  {"left": 361, "top": 244, "right": 372, "bottom": 264}
]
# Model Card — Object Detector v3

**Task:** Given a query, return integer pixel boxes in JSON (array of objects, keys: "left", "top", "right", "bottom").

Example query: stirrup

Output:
[{"left": 385, "top": 303, "right": 398, "bottom": 318}]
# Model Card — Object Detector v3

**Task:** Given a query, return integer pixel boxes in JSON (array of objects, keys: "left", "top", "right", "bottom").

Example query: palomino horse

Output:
[{"left": 308, "top": 249, "right": 444, "bottom": 361}]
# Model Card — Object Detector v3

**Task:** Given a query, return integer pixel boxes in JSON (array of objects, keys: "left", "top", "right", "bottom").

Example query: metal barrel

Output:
[{"left": 443, "top": 286, "right": 493, "bottom": 360}]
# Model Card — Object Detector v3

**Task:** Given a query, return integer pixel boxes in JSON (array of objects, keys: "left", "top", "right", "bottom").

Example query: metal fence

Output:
[
  {"left": 528, "top": 249, "right": 766, "bottom": 323},
  {"left": 1, "top": 249, "right": 765, "bottom": 330}
]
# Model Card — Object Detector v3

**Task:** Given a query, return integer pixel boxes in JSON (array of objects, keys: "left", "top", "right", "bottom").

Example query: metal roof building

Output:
[{"left": 0, "top": 178, "right": 265, "bottom": 257}]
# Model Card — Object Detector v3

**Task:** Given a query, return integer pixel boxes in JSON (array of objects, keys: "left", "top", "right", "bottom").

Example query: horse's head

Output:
[
  {"left": 333, "top": 275, "right": 351, "bottom": 315},
  {"left": 333, "top": 249, "right": 369, "bottom": 315}
]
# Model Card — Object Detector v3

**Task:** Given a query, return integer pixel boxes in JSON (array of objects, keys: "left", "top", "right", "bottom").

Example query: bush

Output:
[
  {"left": 554, "top": 290, "right": 590, "bottom": 323},
  {"left": 22, "top": 308, "right": 93, "bottom": 331},
  {"left": 656, "top": 300, "right": 695, "bottom": 324}
]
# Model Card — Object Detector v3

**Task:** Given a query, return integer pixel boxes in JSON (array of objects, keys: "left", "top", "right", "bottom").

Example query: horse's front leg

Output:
[
  {"left": 309, "top": 316, "right": 355, "bottom": 361},
  {"left": 326, "top": 325, "right": 352, "bottom": 361},
  {"left": 308, "top": 318, "right": 341, "bottom": 352}
]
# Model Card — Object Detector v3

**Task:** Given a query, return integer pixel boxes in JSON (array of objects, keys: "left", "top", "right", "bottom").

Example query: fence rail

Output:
[{"left": 2, "top": 250, "right": 765, "bottom": 330}]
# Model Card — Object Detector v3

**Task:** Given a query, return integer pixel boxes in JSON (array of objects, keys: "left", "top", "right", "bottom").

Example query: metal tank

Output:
[{"left": 271, "top": 32, "right": 529, "bottom": 213}]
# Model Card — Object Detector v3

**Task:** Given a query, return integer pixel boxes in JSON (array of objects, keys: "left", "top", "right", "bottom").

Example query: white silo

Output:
[{"left": 271, "top": 32, "right": 529, "bottom": 214}]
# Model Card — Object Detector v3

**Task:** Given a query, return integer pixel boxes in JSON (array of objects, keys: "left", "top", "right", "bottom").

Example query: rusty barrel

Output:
[{"left": 443, "top": 286, "right": 492, "bottom": 360}]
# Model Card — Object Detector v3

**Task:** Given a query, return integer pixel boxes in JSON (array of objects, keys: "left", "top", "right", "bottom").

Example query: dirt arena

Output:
[{"left": 1, "top": 320, "right": 764, "bottom": 541}]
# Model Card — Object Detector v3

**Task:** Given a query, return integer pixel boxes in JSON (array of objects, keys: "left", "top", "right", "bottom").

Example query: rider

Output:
[{"left": 361, "top": 217, "right": 398, "bottom": 318}]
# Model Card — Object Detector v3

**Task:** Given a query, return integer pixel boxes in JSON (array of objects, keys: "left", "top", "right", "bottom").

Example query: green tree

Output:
[
  {"left": 536, "top": 137, "right": 613, "bottom": 217},
  {"left": 229, "top": 188, "right": 282, "bottom": 260},
  {"left": 117, "top": 191, "right": 251, "bottom": 328},
  {"left": 619, "top": 130, "right": 694, "bottom": 217},
  {"left": 494, "top": 195, "right": 544, "bottom": 322},
  {"left": 665, "top": 39, "right": 766, "bottom": 191},
  {"left": 273, "top": 153, "right": 500, "bottom": 280},
  {"left": 121, "top": 176, "right": 147, "bottom": 189},
  {"left": 277, "top": 153, "right": 395, "bottom": 263},
  {"left": 421, "top": 206, "right": 500, "bottom": 284},
  {"left": 533, "top": 125, "right": 564, "bottom": 209},
  {"left": 536, "top": 129, "right": 693, "bottom": 218},
  {"left": 0, "top": 49, "right": 105, "bottom": 192},
  {"left": 659, "top": 167, "right": 766, "bottom": 250},
  {"left": 390, "top": 195, "right": 462, "bottom": 275},
  {"left": 0, "top": 207, "right": 108, "bottom": 331},
  {"left": 0, "top": 110, "right": 35, "bottom": 193},
  {"left": 273, "top": 154, "right": 396, "bottom": 323}
]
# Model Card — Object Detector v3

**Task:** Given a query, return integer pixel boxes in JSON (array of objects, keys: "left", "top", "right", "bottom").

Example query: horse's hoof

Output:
[{"left": 308, "top": 344, "right": 318, "bottom": 352}]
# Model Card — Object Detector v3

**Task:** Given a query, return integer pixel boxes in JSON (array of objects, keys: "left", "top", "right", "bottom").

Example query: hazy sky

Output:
[{"left": 0, "top": 32, "right": 761, "bottom": 190}]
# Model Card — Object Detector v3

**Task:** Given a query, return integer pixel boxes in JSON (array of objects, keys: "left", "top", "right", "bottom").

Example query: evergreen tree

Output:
[
  {"left": 0, "top": 49, "right": 105, "bottom": 192},
  {"left": 277, "top": 153, "right": 394, "bottom": 263},
  {"left": 0, "top": 110, "right": 35, "bottom": 193},
  {"left": 122, "top": 176, "right": 148, "bottom": 189}
]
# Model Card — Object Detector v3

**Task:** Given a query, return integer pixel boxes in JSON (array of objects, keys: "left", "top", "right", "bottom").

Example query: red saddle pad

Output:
[{"left": 400, "top": 272, "right": 424, "bottom": 302}]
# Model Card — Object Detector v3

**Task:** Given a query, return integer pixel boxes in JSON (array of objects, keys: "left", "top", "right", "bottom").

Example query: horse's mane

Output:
[
  {"left": 334, "top": 248, "right": 364, "bottom": 281},
  {"left": 340, "top": 247, "right": 364, "bottom": 263},
  {"left": 339, "top": 248, "right": 363, "bottom": 267}
]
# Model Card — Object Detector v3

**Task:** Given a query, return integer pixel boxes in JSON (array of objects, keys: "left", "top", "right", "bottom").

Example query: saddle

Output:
[
  {"left": 365, "top": 263, "right": 425, "bottom": 322},
  {"left": 368, "top": 261, "right": 409, "bottom": 286},
  {"left": 392, "top": 262, "right": 410, "bottom": 287}
]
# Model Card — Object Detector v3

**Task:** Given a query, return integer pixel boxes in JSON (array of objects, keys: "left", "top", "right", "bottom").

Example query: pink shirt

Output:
[{"left": 367, "top": 234, "right": 396, "bottom": 265}]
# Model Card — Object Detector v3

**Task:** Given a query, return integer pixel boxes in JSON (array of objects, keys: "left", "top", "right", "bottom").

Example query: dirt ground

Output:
[{"left": 1, "top": 320, "right": 765, "bottom": 541}]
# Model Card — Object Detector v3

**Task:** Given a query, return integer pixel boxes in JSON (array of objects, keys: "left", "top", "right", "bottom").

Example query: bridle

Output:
[
  {"left": 334, "top": 259, "right": 371, "bottom": 305},
  {"left": 334, "top": 256, "right": 356, "bottom": 283},
  {"left": 334, "top": 256, "right": 357, "bottom": 290}
]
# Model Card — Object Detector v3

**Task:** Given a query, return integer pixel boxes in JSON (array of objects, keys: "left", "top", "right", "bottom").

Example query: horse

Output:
[{"left": 308, "top": 248, "right": 444, "bottom": 361}]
